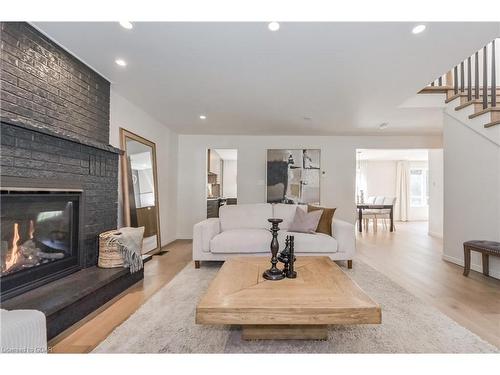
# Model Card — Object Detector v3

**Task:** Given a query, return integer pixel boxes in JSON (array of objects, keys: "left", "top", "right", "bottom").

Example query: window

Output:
[{"left": 410, "top": 168, "right": 429, "bottom": 207}]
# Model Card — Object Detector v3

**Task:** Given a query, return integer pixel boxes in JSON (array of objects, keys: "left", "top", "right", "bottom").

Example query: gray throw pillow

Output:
[{"left": 288, "top": 207, "right": 323, "bottom": 234}]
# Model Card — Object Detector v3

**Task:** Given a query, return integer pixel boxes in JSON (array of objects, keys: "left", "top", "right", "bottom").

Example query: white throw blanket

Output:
[{"left": 105, "top": 227, "right": 145, "bottom": 273}]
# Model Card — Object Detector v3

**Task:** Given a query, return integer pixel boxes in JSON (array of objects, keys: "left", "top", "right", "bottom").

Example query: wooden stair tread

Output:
[
  {"left": 446, "top": 92, "right": 499, "bottom": 102},
  {"left": 455, "top": 99, "right": 494, "bottom": 111},
  {"left": 419, "top": 86, "right": 453, "bottom": 94},
  {"left": 469, "top": 106, "right": 500, "bottom": 119},
  {"left": 484, "top": 120, "right": 500, "bottom": 128},
  {"left": 445, "top": 93, "right": 460, "bottom": 103}
]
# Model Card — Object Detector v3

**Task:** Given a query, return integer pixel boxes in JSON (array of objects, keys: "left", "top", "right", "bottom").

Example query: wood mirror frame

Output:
[{"left": 120, "top": 128, "right": 162, "bottom": 255}]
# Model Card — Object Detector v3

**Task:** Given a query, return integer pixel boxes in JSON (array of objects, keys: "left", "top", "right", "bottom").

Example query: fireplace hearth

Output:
[{"left": 1, "top": 190, "right": 81, "bottom": 300}]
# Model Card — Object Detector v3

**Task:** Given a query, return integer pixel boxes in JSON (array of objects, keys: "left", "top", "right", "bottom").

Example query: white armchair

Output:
[{"left": 0, "top": 309, "right": 47, "bottom": 353}]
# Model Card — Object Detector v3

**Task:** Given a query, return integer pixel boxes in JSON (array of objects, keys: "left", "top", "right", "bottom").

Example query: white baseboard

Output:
[
  {"left": 176, "top": 233, "right": 193, "bottom": 240},
  {"left": 428, "top": 231, "right": 443, "bottom": 239},
  {"left": 442, "top": 254, "right": 500, "bottom": 280}
]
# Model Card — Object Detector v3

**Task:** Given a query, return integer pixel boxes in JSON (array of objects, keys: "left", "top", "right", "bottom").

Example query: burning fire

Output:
[
  {"left": 29, "top": 219, "right": 35, "bottom": 239},
  {"left": 5, "top": 222, "right": 21, "bottom": 272}
]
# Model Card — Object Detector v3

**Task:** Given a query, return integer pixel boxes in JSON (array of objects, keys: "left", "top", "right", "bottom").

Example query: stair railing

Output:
[{"left": 425, "top": 38, "right": 499, "bottom": 110}]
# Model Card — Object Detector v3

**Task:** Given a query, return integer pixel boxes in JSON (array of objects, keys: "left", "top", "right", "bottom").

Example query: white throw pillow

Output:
[{"left": 288, "top": 207, "right": 323, "bottom": 234}]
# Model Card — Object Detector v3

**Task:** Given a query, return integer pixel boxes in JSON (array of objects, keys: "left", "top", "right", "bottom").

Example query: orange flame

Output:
[
  {"left": 29, "top": 219, "right": 35, "bottom": 239},
  {"left": 5, "top": 222, "right": 21, "bottom": 272}
]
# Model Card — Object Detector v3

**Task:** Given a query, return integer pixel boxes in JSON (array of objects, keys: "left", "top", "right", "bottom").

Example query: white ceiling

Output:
[
  {"left": 34, "top": 22, "right": 499, "bottom": 135},
  {"left": 357, "top": 149, "right": 429, "bottom": 161}
]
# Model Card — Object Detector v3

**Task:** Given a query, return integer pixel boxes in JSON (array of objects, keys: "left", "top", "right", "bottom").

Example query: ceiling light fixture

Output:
[
  {"left": 268, "top": 22, "right": 280, "bottom": 32},
  {"left": 412, "top": 24, "right": 426, "bottom": 34},
  {"left": 119, "top": 21, "right": 133, "bottom": 30},
  {"left": 115, "top": 58, "right": 127, "bottom": 67},
  {"left": 199, "top": 115, "right": 207, "bottom": 120},
  {"left": 379, "top": 122, "right": 389, "bottom": 130}
]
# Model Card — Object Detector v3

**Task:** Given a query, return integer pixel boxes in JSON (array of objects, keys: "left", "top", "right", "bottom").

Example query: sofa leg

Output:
[
  {"left": 347, "top": 260, "right": 353, "bottom": 269},
  {"left": 195, "top": 260, "right": 200, "bottom": 269}
]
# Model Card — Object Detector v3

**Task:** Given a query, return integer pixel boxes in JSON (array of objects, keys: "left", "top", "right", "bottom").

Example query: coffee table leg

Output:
[
  {"left": 358, "top": 208, "right": 363, "bottom": 232},
  {"left": 463, "top": 246, "right": 471, "bottom": 276},
  {"left": 242, "top": 325, "right": 328, "bottom": 340}
]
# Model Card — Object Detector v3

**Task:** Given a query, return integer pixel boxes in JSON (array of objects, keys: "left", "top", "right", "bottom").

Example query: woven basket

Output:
[{"left": 98, "top": 229, "right": 124, "bottom": 268}]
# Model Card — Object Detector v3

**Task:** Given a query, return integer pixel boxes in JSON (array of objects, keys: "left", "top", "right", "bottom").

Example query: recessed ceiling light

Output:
[
  {"left": 115, "top": 58, "right": 127, "bottom": 67},
  {"left": 268, "top": 22, "right": 280, "bottom": 32},
  {"left": 119, "top": 21, "right": 133, "bottom": 30},
  {"left": 412, "top": 24, "right": 426, "bottom": 34},
  {"left": 379, "top": 122, "right": 389, "bottom": 129},
  {"left": 199, "top": 115, "right": 207, "bottom": 120}
]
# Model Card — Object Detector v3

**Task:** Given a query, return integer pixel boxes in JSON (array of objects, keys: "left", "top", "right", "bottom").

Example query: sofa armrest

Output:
[
  {"left": 331, "top": 218, "right": 355, "bottom": 257},
  {"left": 193, "top": 218, "right": 221, "bottom": 256},
  {"left": 0, "top": 309, "right": 47, "bottom": 353}
]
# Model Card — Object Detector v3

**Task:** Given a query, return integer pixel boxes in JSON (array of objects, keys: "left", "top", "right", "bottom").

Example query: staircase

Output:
[{"left": 419, "top": 38, "right": 500, "bottom": 143}]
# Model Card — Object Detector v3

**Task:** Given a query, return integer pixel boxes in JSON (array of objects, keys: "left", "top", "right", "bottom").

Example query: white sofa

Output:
[{"left": 193, "top": 203, "right": 355, "bottom": 268}]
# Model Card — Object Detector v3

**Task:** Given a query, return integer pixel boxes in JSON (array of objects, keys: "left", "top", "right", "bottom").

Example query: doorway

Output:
[
  {"left": 207, "top": 149, "right": 238, "bottom": 218},
  {"left": 355, "top": 149, "right": 443, "bottom": 237}
]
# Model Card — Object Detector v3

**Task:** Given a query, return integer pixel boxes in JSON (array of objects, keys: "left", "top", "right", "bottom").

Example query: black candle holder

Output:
[
  {"left": 286, "top": 235, "right": 297, "bottom": 279},
  {"left": 263, "top": 218, "right": 285, "bottom": 280},
  {"left": 278, "top": 235, "right": 297, "bottom": 279},
  {"left": 278, "top": 236, "right": 290, "bottom": 276}
]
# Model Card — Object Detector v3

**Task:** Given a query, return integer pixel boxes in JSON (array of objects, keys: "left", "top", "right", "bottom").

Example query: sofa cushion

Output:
[
  {"left": 219, "top": 203, "right": 272, "bottom": 232},
  {"left": 280, "top": 231, "right": 338, "bottom": 253},
  {"left": 281, "top": 231, "right": 338, "bottom": 253},
  {"left": 272, "top": 203, "right": 307, "bottom": 230},
  {"left": 288, "top": 208, "right": 323, "bottom": 233},
  {"left": 210, "top": 229, "right": 271, "bottom": 254},
  {"left": 307, "top": 204, "right": 336, "bottom": 236}
]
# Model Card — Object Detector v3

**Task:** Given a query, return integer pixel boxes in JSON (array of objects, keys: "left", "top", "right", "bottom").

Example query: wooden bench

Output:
[{"left": 463, "top": 240, "right": 500, "bottom": 277}]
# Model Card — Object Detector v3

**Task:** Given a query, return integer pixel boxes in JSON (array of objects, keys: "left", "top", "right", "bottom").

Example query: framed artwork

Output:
[{"left": 266, "top": 149, "right": 320, "bottom": 204}]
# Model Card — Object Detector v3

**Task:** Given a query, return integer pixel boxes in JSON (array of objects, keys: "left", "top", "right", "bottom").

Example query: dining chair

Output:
[
  {"left": 361, "top": 196, "right": 379, "bottom": 232},
  {"left": 377, "top": 197, "right": 396, "bottom": 231}
]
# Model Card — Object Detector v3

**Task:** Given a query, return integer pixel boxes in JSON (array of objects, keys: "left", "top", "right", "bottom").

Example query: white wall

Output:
[
  {"left": 177, "top": 134, "right": 442, "bottom": 238},
  {"left": 365, "top": 161, "right": 397, "bottom": 198},
  {"left": 222, "top": 159, "right": 237, "bottom": 198},
  {"left": 443, "top": 115, "right": 500, "bottom": 279},
  {"left": 428, "top": 149, "right": 444, "bottom": 238},
  {"left": 109, "top": 90, "right": 178, "bottom": 246}
]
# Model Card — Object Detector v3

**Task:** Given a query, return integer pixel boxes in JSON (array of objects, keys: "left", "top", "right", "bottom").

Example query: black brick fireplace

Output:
[
  {"left": 1, "top": 121, "right": 120, "bottom": 274},
  {"left": 0, "top": 22, "right": 143, "bottom": 340},
  {"left": 1, "top": 190, "right": 81, "bottom": 299}
]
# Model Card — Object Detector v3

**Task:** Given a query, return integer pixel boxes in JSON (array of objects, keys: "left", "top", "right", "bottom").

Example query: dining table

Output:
[{"left": 356, "top": 204, "right": 394, "bottom": 233}]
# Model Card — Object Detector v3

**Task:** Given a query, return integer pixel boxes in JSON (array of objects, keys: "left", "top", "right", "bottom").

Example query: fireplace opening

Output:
[{"left": 1, "top": 190, "right": 81, "bottom": 300}]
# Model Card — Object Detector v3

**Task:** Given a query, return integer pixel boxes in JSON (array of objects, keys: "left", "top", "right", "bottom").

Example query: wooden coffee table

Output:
[{"left": 196, "top": 256, "right": 381, "bottom": 340}]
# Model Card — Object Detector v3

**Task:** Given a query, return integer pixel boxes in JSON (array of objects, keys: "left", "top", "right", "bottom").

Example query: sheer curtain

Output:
[
  {"left": 395, "top": 161, "right": 410, "bottom": 221},
  {"left": 356, "top": 160, "right": 368, "bottom": 202}
]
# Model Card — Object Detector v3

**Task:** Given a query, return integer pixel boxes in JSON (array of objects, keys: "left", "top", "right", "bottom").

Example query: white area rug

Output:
[{"left": 94, "top": 260, "right": 498, "bottom": 353}]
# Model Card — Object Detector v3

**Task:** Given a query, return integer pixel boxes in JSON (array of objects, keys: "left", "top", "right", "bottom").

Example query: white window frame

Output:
[{"left": 410, "top": 167, "right": 429, "bottom": 208}]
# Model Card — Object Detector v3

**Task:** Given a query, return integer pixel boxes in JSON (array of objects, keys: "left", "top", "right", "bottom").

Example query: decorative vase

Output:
[{"left": 263, "top": 218, "right": 285, "bottom": 280}]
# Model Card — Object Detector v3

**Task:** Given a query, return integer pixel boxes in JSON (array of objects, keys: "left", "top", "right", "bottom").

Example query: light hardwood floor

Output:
[
  {"left": 50, "top": 222, "right": 500, "bottom": 352},
  {"left": 48, "top": 240, "right": 193, "bottom": 353},
  {"left": 356, "top": 221, "right": 500, "bottom": 349}
]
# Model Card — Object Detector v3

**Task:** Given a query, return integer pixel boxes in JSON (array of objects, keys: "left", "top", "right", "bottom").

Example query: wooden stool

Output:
[{"left": 463, "top": 240, "right": 500, "bottom": 277}]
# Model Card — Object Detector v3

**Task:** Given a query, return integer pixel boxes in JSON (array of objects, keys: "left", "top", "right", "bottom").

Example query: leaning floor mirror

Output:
[{"left": 120, "top": 128, "right": 161, "bottom": 256}]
